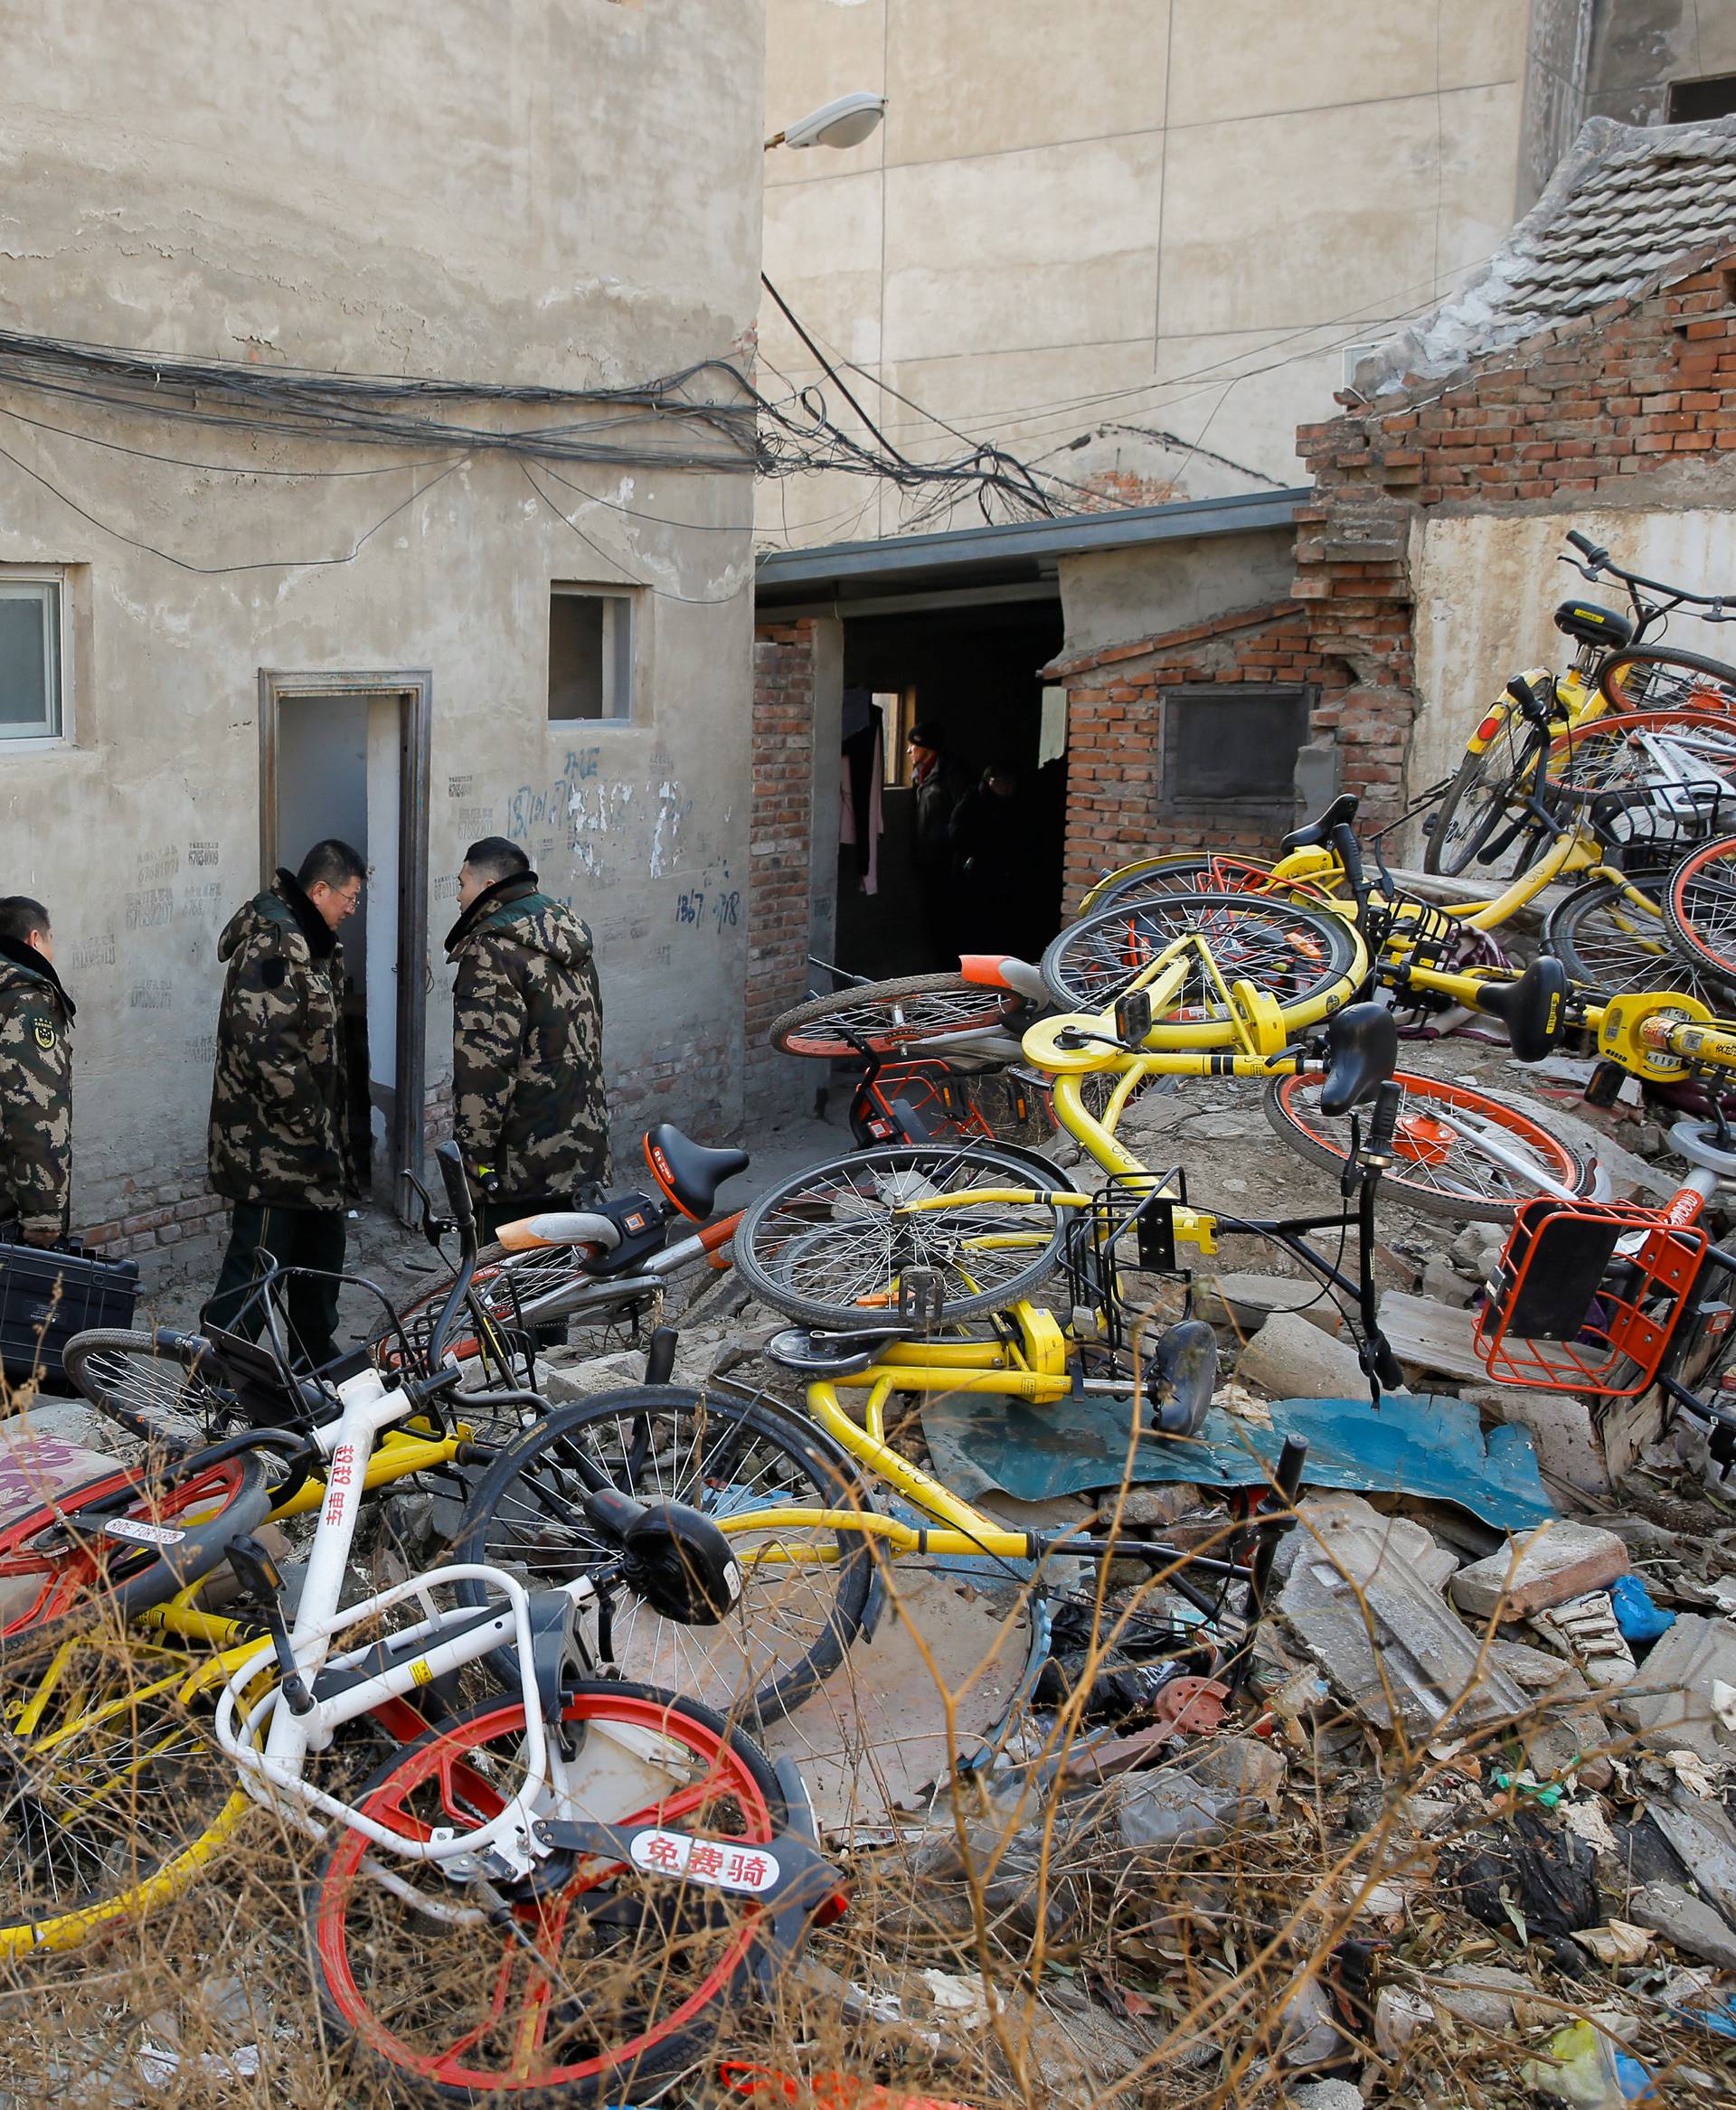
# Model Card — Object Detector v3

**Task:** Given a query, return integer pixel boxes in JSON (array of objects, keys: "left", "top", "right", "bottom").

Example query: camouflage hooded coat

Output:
[
  {"left": 207, "top": 872, "right": 350, "bottom": 1210},
  {"left": 445, "top": 872, "right": 609, "bottom": 1201},
  {"left": 0, "top": 937, "right": 73, "bottom": 1241}
]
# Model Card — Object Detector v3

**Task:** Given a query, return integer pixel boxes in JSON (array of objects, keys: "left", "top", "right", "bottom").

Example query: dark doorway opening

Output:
[
  {"left": 259, "top": 671, "right": 432, "bottom": 1222},
  {"left": 834, "top": 600, "right": 1065, "bottom": 980}
]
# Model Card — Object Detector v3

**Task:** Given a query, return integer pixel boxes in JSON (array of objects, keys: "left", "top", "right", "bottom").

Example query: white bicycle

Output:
[{"left": 11, "top": 1145, "right": 842, "bottom": 2106}]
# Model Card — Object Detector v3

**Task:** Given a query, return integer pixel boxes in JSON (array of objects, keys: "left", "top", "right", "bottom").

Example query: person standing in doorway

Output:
[
  {"left": 950, "top": 760, "right": 1030, "bottom": 956},
  {"left": 907, "top": 721, "right": 970, "bottom": 969},
  {"left": 203, "top": 840, "right": 362, "bottom": 1366},
  {"left": 0, "top": 896, "right": 74, "bottom": 1247},
  {"left": 446, "top": 837, "right": 609, "bottom": 1241}
]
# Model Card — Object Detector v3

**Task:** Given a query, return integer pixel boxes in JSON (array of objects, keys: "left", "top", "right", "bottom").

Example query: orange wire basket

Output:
[{"left": 1476, "top": 1195, "right": 1708, "bottom": 1396}]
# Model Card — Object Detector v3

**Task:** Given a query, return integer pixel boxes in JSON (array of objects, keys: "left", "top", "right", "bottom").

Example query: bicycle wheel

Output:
[
  {"left": 1598, "top": 647, "right": 1736, "bottom": 719},
  {"left": 61, "top": 1327, "right": 235, "bottom": 1450},
  {"left": 1549, "top": 872, "right": 1732, "bottom": 1003},
  {"left": 1040, "top": 891, "right": 1365, "bottom": 1036},
  {"left": 309, "top": 1681, "right": 787, "bottom": 2107},
  {"left": 733, "top": 1142, "right": 1068, "bottom": 1328},
  {"left": 1425, "top": 719, "right": 1546, "bottom": 877},
  {"left": 1082, "top": 852, "right": 1318, "bottom": 913},
  {"left": 451, "top": 1385, "right": 871, "bottom": 1725},
  {"left": 1263, "top": 1069, "right": 1595, "bottom": 1223},
  {"left": 769, "top": 974, "right": 1024, "bottom": 1059},
  {"left": 1557, "top": 706, "right": 1736, "bottom": 858},
  {"left": 1666, "top": 834, "right": 1736, "bottom": 989},
  {"left": 0, "top": 1623, "right": 251, "bottom": 1957},
  {"left": 0, "top": 1447, "right": 273, "bottom": 1645}
]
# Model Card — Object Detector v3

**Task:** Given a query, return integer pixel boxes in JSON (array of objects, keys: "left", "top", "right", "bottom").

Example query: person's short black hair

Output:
[
  {"left": 463, "top": 836, "right": 531, "bottom": 885},
  {"left": 297, "top": 840, "right": 366, "bottom": 892},
  {"left": 0, "top": 896, "right": 50, "bottom": 945},
  {"left": 909, "top": 721, "right": 947, "bottom": 750}
]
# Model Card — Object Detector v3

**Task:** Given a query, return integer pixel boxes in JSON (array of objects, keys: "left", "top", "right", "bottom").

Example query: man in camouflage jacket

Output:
[
  {"left": 203, "top": 841, "right": 363, "bottom": 1366},
  {"left": 0, "top": 897, "right": 73, "bottom": 1245},
  {"left": 447, "top": 836, "right": 609, "bottom": 1239}
]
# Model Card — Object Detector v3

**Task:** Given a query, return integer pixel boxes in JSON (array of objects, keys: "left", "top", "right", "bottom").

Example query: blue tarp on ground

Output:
[{"left": 919, "top": 1388, "right": 1555, "bottom": 1531}]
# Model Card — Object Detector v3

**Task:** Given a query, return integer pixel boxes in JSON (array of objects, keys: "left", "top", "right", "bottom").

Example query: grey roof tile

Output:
[{"left": 1358, "top": 115, "right": 1736, "bottom": 392}]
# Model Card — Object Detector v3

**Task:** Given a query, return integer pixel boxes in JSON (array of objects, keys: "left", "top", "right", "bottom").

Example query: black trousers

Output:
[
  {"left": 477, "top": 1192, "right": 564, "bottom": 1247},
  {"left": 203, "top": 1201, "right": 347, "bottom": 1368}
]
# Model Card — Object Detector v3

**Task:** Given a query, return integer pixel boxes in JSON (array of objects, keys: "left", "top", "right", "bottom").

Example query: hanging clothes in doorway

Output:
[{"left": 839, "top": 685, "right": 883, "bottom": 896}]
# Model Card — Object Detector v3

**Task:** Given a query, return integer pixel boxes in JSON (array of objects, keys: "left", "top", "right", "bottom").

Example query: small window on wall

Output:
[
  {"left": 0, "top": 579, "right": 64, "bottom": 742},
  {"left": 549, "top": 588, "right": 634, "bottom": 722},
  {"left": 1164, "top": 686, "right": 1310, "bottom": 805},
  {"left": 1667, "top": 75, "right": 1736, "bottom": 124}
]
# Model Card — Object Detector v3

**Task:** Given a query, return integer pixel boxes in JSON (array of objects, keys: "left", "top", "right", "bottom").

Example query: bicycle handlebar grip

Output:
[
  {"left": 1367, "top": 1079, "right": 1401, "bottom": 1159},
  {"left": 1565, "top": 529, "right": 1607, "bottom": 565},
  {"left": 435, "top": 1141, "right": 476, "bottom": 1242},
  {"left": 1332, "top": 820, "right": 1365, "bottom": 892}
]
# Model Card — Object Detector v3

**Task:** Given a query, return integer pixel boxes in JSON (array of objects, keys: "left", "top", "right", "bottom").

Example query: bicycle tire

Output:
[
  {"left": 1425, "top": 720, "right": 1546, "bottom": 877},
  {"left": 1081, "top": 852, "right": 1314, "bottom": 913},
  {"left": 1665, "top": 833, "right": 1736, "bottom": 989},
  {"left": 61, "top": 1326, "right": 234, "bottom": 1451},
  {"left": 733, "top": 1141, "right": 1069, "bottom": 1328},
  {"left": 0, "top": 1622, "right": 252, "bottom": 1957},
  {"left": 0, "top": 1446, "right": 274, "bottom": 1646},
  {"left": 769, "top": 973, "right": 1025, "bottom": 1059},
  {"left": 1547, "top": 871, "right": 1731, "bottom": 1003},
  {"left": 1040, "top": 890, "right": 1365, "bottom": 1037},
  {"left": 450, "top": 1384, "right": 872, "bottom": 1725},
  {"left": 1598, "top": 646, "right": 1736, "bottom": 719},
  {"left": 1262, "top": 1069, "right": 1595, "bottom": 1224},
  {"left": 308, "top": 1680, "right": 788, "bottom": 2107}
]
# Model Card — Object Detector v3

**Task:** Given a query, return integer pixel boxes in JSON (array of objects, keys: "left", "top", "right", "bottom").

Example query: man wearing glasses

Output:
[{"left": 203, "top": 838, "right": 363, "bottom": 1366}]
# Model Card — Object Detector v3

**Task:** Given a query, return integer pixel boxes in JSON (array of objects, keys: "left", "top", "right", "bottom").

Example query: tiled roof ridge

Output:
[{"left": 1356, "top": 113, "right": 1736, "bottom": 397}]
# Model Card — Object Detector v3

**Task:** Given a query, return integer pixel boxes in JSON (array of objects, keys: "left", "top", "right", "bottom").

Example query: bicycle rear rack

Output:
[{"left": 1061, "top": 1169, "right": 1190, "bottom": 1368}]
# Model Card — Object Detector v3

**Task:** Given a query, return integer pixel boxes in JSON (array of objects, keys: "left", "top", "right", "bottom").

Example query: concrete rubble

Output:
[
  {"left": 14, "top": 1060, "right": 1736, "bottom": 2108},
  {"left": 486, "top": 1063, "right": 1736, "bottom": 2108}
]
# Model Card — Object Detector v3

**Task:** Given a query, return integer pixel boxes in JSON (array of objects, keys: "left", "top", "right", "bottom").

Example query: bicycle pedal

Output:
[{"left": 225, "top": 1531, "right": 285, "bottom": 1607}]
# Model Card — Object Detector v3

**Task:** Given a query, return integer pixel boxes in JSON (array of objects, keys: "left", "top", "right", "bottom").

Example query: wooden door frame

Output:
[{"left": 258, "top": 668, "right": 433, "bottom": 1221}]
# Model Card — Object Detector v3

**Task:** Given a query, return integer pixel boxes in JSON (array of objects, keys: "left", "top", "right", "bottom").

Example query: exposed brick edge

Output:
[{"left": 1043, "top": 598, "right": 1306, "bottom": 680}]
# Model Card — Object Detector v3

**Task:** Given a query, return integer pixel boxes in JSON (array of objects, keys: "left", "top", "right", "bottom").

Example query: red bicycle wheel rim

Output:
[
  {"left": 781, "top": 1006, "right": 1010, "bottom": 1058},
  {"left": 1669, "top": 835, "right": 1736, "bottom": 980},
  {"left": 314, "top": 1691, "right": 776, "bottom": 2094},
  {"left": 0, "top": 1455, "right": 256, "bottom": 1639},
  {"left": 1272, "top": 1072, "right": 1582, "bottom": 1187}
]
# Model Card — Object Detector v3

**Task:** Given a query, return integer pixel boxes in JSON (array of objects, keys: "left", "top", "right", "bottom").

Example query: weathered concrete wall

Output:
[
  {"left": 1411, "top": 504, "right": 1736, "bottom": 796},
  {"left": 1058, "top": 531, "right": 1297, "bottom": 661},
  {"left": 1585, "top": 0, "right": 1736, "bottom": 127},
  {"left": 0, "top": 1, "right": 765, "bottom": 1280},
  {"left": 760, "top": 0, "right": 1544, "bottom": 542},
  {"left": 0, "top": 0, "right": 763, "bottom": 381}
]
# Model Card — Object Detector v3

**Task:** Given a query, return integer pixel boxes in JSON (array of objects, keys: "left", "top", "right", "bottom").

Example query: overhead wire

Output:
[
  {"left": 519, "top": 462, "right": 750, "bottom": 606},
  {"left": 0, "top": 436, "right": 467, "bottom": 576}
]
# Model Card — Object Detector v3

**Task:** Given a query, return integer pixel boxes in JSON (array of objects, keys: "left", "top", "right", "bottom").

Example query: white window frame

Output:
[
  {"left": 0, "top": 571, "right": 70, "bottom": 749},
  {"left": 548, "top": 584, "right": 637, "bottom": 727}
]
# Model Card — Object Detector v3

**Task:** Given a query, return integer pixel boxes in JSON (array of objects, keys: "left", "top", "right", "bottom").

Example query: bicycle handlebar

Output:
[{"left": 1561, "top": 531, "right": 1735, "bottom": 618}]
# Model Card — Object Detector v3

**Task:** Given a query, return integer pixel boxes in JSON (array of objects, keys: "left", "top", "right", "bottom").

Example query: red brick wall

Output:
[
  {"left": 746, "top": 621, "right": 816, "bottom": 1111},
  {"left": 1049, "top": 600, "right": 1351, "bottom": 913},
  {"left": 1290, "top": 250, "right": 1736, "bottom": 833}
]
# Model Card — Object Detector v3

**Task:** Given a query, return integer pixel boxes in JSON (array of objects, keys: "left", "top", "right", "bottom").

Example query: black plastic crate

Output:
[{"left": 0, "top": 1239, "right": 139, "bottom": 1386}]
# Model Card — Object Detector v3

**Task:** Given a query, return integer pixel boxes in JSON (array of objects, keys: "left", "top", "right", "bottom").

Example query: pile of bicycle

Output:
[{"left": 9, "top": 528, "right": 1736, "bottom": 2100}]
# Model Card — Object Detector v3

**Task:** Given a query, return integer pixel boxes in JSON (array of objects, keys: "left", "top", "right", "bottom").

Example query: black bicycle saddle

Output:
[
  {"left": 644, "top": 1124, "right": 750, "bottom": 1220},
  {"left": 1318, "top": 1003, "right": 1400, "bottom": 1116},
  {"left": 1280, "top": 792, "right": 1360, "bottom": 853}
]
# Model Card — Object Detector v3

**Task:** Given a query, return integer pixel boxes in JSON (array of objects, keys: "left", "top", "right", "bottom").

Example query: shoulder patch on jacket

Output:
[
  {"left": 32, "top": 1016, "right": 57, "bottom": 1050},
  {"left": 259, "top": 957, "right": 288, "bottom": 989}
]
